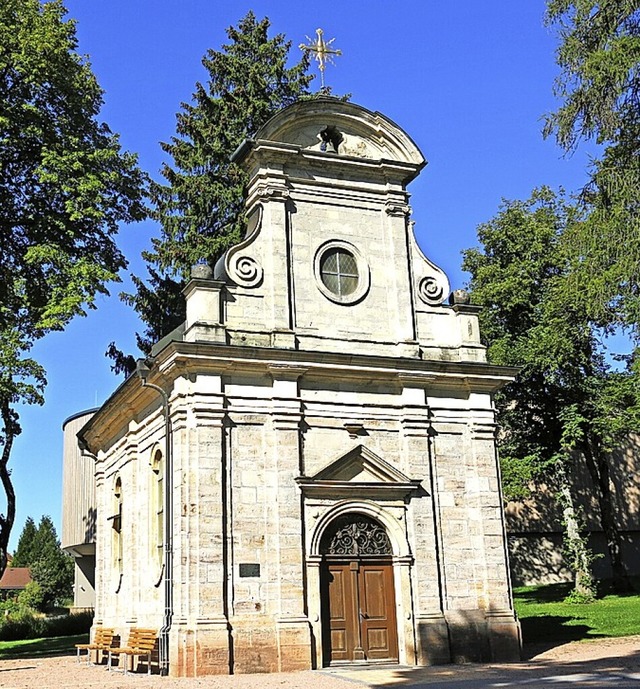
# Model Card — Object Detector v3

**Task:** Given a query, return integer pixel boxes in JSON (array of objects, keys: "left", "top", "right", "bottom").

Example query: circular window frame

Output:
[{"left": 314, "top": 240, "right": 370, "bottom": 305}]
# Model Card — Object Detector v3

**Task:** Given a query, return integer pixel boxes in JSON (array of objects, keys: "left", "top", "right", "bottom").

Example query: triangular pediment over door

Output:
[{"left": 296, "top": 444, "right": 421, "bottom": 500}]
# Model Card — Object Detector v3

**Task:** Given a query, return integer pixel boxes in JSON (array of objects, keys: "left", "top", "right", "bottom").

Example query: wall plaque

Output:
[{"left": 239, "top": 563, "right": 260, "bottom": 578}]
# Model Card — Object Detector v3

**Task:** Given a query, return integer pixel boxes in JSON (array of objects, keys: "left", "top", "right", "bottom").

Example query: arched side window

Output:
[
  {"left": 150, "top": 449, "right": 164, "bottom": 567},
  {"left": 320, "top": 513, "right": 392, "bottom": 556},
  {"left": 110, "top": 476, "right": 123, "bottom": 575}
]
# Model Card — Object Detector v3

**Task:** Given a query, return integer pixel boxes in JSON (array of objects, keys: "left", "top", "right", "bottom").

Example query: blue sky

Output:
[{"left": 9, "top": 1, "right": 595, "bottom": 550}]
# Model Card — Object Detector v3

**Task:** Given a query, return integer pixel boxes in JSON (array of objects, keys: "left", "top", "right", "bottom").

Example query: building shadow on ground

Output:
[
  {"left": 333, "top": 647, "right": 640, "bottom": 688},
  {"left": 519, "top": 616, "right": 603, "bottom": 656},
  {"left": 0, "top": 635, "right": 86, "bottom": 662}
]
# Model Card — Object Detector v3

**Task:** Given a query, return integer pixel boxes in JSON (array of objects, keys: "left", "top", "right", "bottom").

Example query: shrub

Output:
[
  {"left": 42, "top": 611, "right": 93, "bottom": 637},
  {"left": 17, "top": 582, "right": 44, "bottom": 612},
  {"left": 0, "top": 610, "right": 44, "bottom": 641},
  {"left": 0, "top": 610, "right": 93, "bottom": 641}
]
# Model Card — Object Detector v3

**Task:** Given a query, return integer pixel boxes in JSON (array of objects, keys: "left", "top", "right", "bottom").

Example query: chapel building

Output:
[{"left": 74, "top": 98, "right": 521, "bottom": 676}]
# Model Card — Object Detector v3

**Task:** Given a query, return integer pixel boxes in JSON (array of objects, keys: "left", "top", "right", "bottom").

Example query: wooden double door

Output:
[{"left": 322, "top": 559, "right": 398, "bottom": 664}]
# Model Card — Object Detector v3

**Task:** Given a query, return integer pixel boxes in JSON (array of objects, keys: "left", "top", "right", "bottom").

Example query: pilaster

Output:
[
  {"left": 269, "top": 364, "right": 312, "bottom": 672},
  {"left": 385, "top": 196, "right": 416, "bottom": 345},
  {"left": 172, "top": 374, "right": 231, "bottom": 674},
  {"left": 256, "top": 181, "right": 292, "bottom": 333},
  {"left": 398, "top": 375, "right": 450, "bottom": 665}
]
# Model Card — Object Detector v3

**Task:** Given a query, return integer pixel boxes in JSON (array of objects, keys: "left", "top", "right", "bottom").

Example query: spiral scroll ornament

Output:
[
  {"left": 229, "top": 254, "right": 263, "bottom": 288},
  {"left": 418, "top": 276, "right": 445, "bottom": 305}
]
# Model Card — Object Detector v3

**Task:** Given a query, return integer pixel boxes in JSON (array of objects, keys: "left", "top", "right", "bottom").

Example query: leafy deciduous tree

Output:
[
  {"left": 109, "top": 11, "right": 314, "bottom": 373},
  {"left": 463, "top": 187, "right": 640, "bottom": 594},
  {"left": 0, "top": 0, "right": 146, "bottom": 575}
]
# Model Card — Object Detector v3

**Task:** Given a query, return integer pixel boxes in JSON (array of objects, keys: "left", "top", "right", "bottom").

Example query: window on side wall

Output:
[
  {"left": 151, "top": 449, "right": 164, "bottom": 569},
  {"left": 110, "top": 476, "right": 123, "bottom": 576}
]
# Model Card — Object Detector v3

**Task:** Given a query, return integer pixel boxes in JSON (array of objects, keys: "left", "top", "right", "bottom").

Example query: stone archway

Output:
[{"left": 319, "top": 513, "right": 399, "bottom": 665}]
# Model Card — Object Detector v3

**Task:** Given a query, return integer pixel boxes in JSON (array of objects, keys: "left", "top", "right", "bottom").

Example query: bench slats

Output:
[
  {"left": 75, "top": 627, "right": 115, "bottom": 665},
  {"left": 108, "top": 628, "right": 158, "bottom": 675}
]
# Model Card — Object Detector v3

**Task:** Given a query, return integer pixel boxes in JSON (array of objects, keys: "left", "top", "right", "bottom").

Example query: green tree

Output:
[
  {"left": 109, "top": 11, "right": 313, "bottom": 373},
  {"left": 463, "top": 187, "right": 639, "bottom": 594},
  {"left": 11, "top": 517, "right": 37, "bottom": 567},
  {"left": 16, "top": 580, "right": 44, "bottom": 612},
  {"left": 0, "top": 0, "right": 146, "bottom": 574},
  {"left": 11, "top": 516, "right": 73, "bottom": 609},
  {"left": 544, "top": 0, "right": 640, "bottom": 333},
  {"left": 28, "top": 516, "right": 73, "bottom": 609}
]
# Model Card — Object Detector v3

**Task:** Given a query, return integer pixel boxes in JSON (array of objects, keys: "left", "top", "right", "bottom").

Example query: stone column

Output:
[
  {"left": 305, "top": 559, "right": 322, "bottom": 668},
  {"left": 429, "top": 412, "right": 481, "bottom": 662},
  {"left": 431, "top": 401, "right": 520, "bottom": 663},
  {"left": 252, "top": 180, "right": 294, "bottom": 338},
  {"left": 93, "top": 452, "right": 106, "bottom": 629}
]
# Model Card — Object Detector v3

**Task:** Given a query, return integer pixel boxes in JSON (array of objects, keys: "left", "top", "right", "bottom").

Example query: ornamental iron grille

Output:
[{"left": 321, "top": 514, "right": 392, "bottom": 556}]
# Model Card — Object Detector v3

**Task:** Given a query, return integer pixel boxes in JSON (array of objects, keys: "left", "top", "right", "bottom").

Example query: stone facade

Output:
[{"left": 77, "top": 99, "right": 520, "bottom": 676}]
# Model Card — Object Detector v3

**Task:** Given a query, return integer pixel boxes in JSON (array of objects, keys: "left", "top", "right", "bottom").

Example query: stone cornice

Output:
[
  {"left": 159, "top": 340, "right": 516, "bottom": 387},
  {"left": 79, "top": 341, "right": 515, "bottom": 455},
  {"left": 295, "top": 479, "right": 421, "bottom": 501}
]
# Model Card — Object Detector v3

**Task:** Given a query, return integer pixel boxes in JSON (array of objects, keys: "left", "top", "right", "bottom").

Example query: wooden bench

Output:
[
  {"left": 75, "top": 627, "right": 115, "bottom": 665},
  {"left": 108, "top": 628, "right": 157, "bottom": 674}
]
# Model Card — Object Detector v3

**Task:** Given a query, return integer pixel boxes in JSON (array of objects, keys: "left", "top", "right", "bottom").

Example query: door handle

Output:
[{"left": 359, "top": 611, "right": 368, "bottom": 619}]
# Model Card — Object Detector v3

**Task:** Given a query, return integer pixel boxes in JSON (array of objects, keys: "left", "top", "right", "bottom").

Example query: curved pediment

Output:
[
  {"left": 296, "top": 445, "right": 422, "bottom": 500},
  {"left": 251, "top": 98, "right": 425, "bottom": 168}
]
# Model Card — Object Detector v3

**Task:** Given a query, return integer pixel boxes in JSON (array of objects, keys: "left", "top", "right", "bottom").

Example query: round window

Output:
[
  {"left": 320, "top": 248, "right": 359, "bottom": 297},
  {"left": 314, "top": 241, "right": 370, "bottom": 305}
]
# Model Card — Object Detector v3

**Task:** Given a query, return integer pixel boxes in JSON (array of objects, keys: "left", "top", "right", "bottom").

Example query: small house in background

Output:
[
  {"left": 61, "top": 408, "right": 98, "bottom": 611},
  {"left": 0, "top": 566, "right": 32, "bottom": 600}
]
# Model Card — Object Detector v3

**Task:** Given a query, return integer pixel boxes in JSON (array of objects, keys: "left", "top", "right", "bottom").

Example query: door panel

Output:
[
  {"left": 323, "top": 560, "right": 398, "bottom": 664},
  {"left": 330, "top": 629, "right": 348, "bottom": 655},
  {"left": 326, "top": 564, "right": 355, "bottom": 662},
  {"left": 329, "top": 567, "right": 347, "bottom": 620},
  {"left": 362, "top": 568, "right": 386, "bottom": 617},
  {"left": 365, "top": 628, "right": 388, "bottom": 652},
  {"left": 359, "top": 563, "right": 398, "bottom": 661}
]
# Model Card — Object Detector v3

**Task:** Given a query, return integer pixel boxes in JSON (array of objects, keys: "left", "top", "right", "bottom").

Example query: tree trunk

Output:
[
  {"left": 0, "top": 399, "right": 17, "bottom": 579},
  {"left": 581, "top": 438, "right": 632, "bottom": 593},
  {"left": 558, "top": 473, "right": 595, "bottom": 598}
]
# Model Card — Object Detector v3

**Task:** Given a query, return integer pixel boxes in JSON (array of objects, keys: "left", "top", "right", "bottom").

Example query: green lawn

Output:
[
  {"left": 0, "top": 634, "right": 88, "bottom": 659},
  {"left": 0, "top": 585, "right": 639, "bottom": 658},
  {"left": 514, "top": 580, "right": 640, "bottom": 644}
]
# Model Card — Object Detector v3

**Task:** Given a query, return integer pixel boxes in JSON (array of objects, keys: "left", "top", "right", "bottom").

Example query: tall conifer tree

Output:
[
  {"left": 29, "top": 516, "right": 73, "bottom": 608},
  {"left": 544, "top": 1, "right": 640, "bottom": 334},
  {"left": 12, "top": 517, "right": 37, "bottom": 567},
  {"left": 110, "top": 12, "right": 313, "bottom": 373}
]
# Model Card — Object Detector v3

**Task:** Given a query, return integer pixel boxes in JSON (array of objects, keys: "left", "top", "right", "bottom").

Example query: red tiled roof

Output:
[{"left": 0, "top": 567, "right": 32, "bottom": 590}]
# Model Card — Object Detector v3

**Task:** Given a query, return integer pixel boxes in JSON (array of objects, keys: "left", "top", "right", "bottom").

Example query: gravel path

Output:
[{"left": 1, "top": 636, "right": 640, "bottom": 689}]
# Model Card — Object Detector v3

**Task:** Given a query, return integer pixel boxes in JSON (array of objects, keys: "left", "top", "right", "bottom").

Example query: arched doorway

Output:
[{"left": 320, "top": 513, "right": 399, "bottom": 665}]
